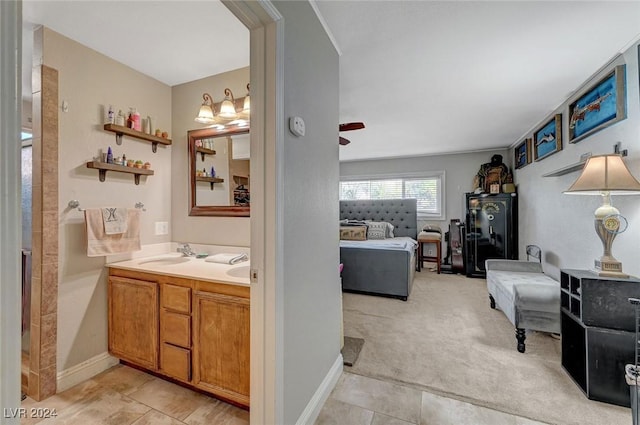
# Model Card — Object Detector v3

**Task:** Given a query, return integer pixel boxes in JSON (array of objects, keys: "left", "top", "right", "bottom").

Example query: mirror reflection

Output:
[{"left": 188, "top": 127, "right": 250, "bottom": 217}]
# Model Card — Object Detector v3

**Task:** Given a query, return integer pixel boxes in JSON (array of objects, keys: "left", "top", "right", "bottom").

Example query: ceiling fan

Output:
[{"left": 339, "top": 122, "right": 365, "bottom": 145}]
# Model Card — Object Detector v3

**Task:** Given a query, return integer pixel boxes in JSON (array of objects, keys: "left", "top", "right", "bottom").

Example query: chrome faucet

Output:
[{"left": 176, "top": 243, "right": 196, "bottom": 257}]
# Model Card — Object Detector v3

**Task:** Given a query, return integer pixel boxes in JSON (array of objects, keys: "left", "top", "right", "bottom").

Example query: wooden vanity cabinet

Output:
[
  {"left": 108, "top": 276, "right": 159, "bottom": 370},
  {"left": 107, "top": 268, "right": 250, "bottom": 407},
  {"left": 160, "top": 281, "right": 193, "bottom": 382},
  {"left": 193, "top": 290, "right": 250, "bottom": 406}
]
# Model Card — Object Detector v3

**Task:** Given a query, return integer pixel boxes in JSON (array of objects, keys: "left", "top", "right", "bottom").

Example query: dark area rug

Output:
[{"left": 342, "top": 336, "right": 365, "bottom": 367}]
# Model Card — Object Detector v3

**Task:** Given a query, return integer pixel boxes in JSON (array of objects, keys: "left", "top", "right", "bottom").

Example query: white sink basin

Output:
[
  {"left": 226, "top": 266, "right": 250, "bottom": 278},
  {"left": 138, "top": 256, "right": 191, "bottom": 266}
]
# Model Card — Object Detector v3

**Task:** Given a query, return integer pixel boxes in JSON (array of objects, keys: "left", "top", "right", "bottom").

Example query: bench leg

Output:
[
  {"left": 516, "top": 328, "right": 526, "bottom": 353},
  {"left": 489, "top": 294, "right": 496, "bottom": 309}
]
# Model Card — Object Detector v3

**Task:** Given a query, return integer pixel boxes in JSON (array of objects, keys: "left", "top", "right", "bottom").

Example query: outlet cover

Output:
[{"left": 155, "top": 221, "right": 169, "bottom": 235}]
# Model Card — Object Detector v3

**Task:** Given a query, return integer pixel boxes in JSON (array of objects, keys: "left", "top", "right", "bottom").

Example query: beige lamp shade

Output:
[{"left": 564, "top": 154, "right": 640, "bottom": 195}]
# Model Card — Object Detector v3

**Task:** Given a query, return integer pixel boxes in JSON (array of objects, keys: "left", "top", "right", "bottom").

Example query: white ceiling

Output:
[
  {"left": 21, "top": 1, "right": 640, "bottom": 162},
  {"left": 22, "top": 0, "right": 249, "bottom": 91}
]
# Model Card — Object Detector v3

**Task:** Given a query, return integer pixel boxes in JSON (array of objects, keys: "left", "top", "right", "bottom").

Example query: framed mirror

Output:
[{"left": 188, "top": 126, "right": 250, "bottom": 216}]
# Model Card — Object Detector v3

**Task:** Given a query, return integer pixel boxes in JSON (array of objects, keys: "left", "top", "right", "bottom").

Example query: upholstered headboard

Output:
[{"left": 339, "top": 199, "right": 418, "bottom": 239}]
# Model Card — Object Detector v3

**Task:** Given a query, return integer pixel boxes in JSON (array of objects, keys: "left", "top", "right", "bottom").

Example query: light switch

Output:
[{"left": 155, "top": 221, "right": 169, "bottom": 235}]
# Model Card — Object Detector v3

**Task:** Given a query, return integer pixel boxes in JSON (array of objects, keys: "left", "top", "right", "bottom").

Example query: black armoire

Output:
[{"left": 464, "top": 192, "right": 518, "bottom": 277}]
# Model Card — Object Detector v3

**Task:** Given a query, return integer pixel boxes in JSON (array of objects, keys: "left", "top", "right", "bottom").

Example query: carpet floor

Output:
[{"left": 342, "top": 271, "right": 630, "bottom": 425}]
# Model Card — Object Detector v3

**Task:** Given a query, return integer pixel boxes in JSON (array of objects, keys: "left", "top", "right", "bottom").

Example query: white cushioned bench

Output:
[{"left": 485, "top": 259, "right": 560, "bottom": 353}]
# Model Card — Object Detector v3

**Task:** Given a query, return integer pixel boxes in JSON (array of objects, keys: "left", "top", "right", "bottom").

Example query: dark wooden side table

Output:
[{"left": 560, "top": 269, "right": 640, "bottom": 407}]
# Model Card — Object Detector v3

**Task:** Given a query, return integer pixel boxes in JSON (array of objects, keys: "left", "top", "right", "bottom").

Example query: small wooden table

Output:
[{"left": 418, "top": 231, "right": 442, "bottom": 273}]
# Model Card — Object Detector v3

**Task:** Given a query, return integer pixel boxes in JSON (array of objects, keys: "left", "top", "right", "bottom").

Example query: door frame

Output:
[
  {"left": 222, "top": 2, "right": 283, "bottom": 424},
  {"left": 0, "top": 0, "right": 24, "bottom": 419}
]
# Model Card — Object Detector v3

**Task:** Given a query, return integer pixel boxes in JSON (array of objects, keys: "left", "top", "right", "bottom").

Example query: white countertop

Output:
[{"left": 107, "top": 253, "right": 250, "bottom": 287}]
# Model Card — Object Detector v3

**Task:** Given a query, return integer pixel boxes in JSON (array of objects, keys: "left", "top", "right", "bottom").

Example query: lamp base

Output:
[{"left": 594, "top": 258, "right": 629, "bottom": 278}]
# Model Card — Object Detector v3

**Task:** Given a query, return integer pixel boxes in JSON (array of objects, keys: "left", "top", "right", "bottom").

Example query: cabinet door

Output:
[
  {"left": 193, "top": 291, "right": 250, "bottom": 407},
  {"left": 108, "top": 276, "right": 159, "bottom": 370}
]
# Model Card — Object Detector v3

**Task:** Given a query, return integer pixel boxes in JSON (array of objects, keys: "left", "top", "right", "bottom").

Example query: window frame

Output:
[{"left": 339, "top": 171, "right": 446, "bottom": 220}]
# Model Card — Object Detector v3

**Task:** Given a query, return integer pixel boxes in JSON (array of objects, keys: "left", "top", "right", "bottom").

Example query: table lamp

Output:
[{"left": 564, "top": 154, "right": 640, "bottom": 278}]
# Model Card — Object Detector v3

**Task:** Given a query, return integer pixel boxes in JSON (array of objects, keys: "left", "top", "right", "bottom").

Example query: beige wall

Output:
[
  {"left": 171, "top": 68, "right": 250, "bottom": 246},
  {"left": 41, "top": 27, "right": 172, "bottom": 370}
]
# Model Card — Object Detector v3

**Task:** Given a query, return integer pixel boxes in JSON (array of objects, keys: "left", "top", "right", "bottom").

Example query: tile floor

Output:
[
  {"left": 314, "top": 372, "right": 550, "bottom": 425},
  {"left": 19, "top": 363, "right": 549, "bottom": 425},
  {"left": 19, "top": 364, "right": 249, "bottom": 425}
]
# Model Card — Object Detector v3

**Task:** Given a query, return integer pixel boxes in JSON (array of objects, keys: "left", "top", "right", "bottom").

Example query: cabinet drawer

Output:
[
  {"left": 162, "top": 284, "right": 191, "bottom": 313},
  {"left": 161, "top": 343, "right": 191, "bottom": 382},
  {"left": 162, "top": 311, "right": 191, "bottom": 348}
]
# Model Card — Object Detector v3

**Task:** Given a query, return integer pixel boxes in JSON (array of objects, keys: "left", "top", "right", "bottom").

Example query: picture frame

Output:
[
  {"left": 568, "top": 64, "right": 626, "bottom": 144},
  {"left": 533, "top": 114, "right": 562, "bottom": 161},
  {"left": 514, "top": 138, "right": 531, "bottom": 169}
]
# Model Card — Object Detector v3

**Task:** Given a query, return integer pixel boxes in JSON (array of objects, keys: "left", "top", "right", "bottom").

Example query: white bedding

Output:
[{"left": 339, "top": 236, "right": 417, "bottom": 253}]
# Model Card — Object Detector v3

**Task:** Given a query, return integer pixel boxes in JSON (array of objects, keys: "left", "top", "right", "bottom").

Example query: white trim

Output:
[
  {"left": 221, "top": 2, "right": 283, "bottom": 424},
  {"left": 56, "top": 352, "right": 119, "bottom": 393},
  {"left": 340, "top": 146, "right": 509, "bottom": 163},
  {"left": 340, "top": 170, "right": 445, "bottom": 181},
  {"left": 295, "top": 355, "right": 343, "bottom": 425},
  {"left": 1, "top": 0, "right": 23, "bottom": 418},
  {"left": 308, "top": 0, "right": 342, "bottom": 56}
]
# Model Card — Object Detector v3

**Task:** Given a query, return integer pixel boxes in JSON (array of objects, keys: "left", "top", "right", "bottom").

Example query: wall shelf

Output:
[
  {"left": 86, "top": 161, "right": 154, "bottom": 185},
  {"left": 233, "top": 175, "right": 249, "bottom": 186},
  {"left": 196, "top": 147, "right": 216, "bottom": 161},
  {"left": 104, "top": 124, "right": 172, "bottom": 153},
  {"left": 542, "top": 160, "right": 587, "bottom": 177},
  {"left": 196, "top": 176, "right": 224, "bottom": 190}
]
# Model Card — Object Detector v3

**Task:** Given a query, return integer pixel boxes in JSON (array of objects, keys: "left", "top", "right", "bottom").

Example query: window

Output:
[{"left": 339, "top": 172, "right": 445, "bottom": 219}]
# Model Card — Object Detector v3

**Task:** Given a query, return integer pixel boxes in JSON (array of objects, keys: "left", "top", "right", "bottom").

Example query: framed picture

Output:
[
  {"left": 514, "top": 138, "right": 531, "bottom": 169},
  {"left": 568, "top": 64, "right": 626, "bottom": 143},
  {"left": 533, "top": 114, "right": 562, "bottom": 161}
]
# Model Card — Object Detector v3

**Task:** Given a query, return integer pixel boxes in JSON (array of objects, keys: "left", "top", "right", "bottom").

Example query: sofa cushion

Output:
[
  {"left": 489, "top": 270, "right": 557, "bottom": 295},
  {"left": 514, "top": 283, "right": 560, "bottom": 314}
]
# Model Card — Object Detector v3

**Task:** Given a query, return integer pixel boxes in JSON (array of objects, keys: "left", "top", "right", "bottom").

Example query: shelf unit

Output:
[
  {"left": 86, "top": 161, "right": 153, "bottom": 185},
  {"left": 542, "top": 160, "right": 587, "bottom": 177},
  {"left": 560, "top": 269, "right": 640, "bottom": 407},
  {"left": 104, "top": 124, "right": 172, "bottom": 153},
  {"left": 195, "top": 176, "right": 224, "bottom": 190},
  {"left": 233, "top": 175, "right": 249, "bottom": 186},
  {"left": 195, "top": 147, "right": 216, "bottom": 161}
]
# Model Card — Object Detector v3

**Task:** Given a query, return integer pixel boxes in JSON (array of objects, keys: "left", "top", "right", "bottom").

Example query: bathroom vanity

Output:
[{"left": 106, "top": 255, "right": 250, "bottom": 408}]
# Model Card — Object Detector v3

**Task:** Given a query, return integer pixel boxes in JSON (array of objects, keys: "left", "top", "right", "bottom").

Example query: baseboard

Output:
[
  {"left": 56, "top": 352, "right": 119, "bottom": 392},
  {"left": 295, "top": 354, "right": 343, "bottom": 425}
]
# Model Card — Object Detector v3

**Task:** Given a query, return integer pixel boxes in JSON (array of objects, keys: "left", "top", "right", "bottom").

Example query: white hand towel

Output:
[
  {"left": 205, "top": 253, "right": 249, "bottom": 265},
  {"left": 102, "top": 207, "right": 128, "bottom": 234}
]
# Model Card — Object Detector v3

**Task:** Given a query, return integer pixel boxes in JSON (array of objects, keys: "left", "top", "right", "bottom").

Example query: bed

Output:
[{"left": 339, "top": 199, "right": 418, "bottom": 301}]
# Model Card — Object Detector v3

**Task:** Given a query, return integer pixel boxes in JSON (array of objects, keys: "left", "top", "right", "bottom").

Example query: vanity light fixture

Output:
[
  {"left": 195, "top": 93, "right": 216, "bottom": 124},
  {"left": 195, "top": 86, "right": 250, "bottom": 127},
  {"left": 564, "top": 153, "right": 640, "bottom": 277},
  {"left": 241, "top": 83, "right": 250, "bottom": 117},
  {"left": 218, "top": 88, "right": 238, "bottom": 120}
]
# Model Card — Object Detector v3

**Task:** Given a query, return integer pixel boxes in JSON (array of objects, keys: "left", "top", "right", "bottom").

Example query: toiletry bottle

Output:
[
  {"left": 132, "top": 108, "right": 141, "bottom": 131},
  {"left": 211, "top": 166, "right": 216, "bottom": 177},
  {"left": 203, "top": 167, "right": 207, "bottom": 177},
  {"left": 122, "top": 154, "right": 127, "bottom": 166},
  {"left": 127, "top": 109, "right": 134, "bottom": 129},
  {"left": 106, "top": 105, "right": 114, "bottom": 124},
  {"left": 107, "top": 147, "right": 113, "bottom": 164},
  {"left": 146, "top": 116, "right": 153, "bottom": 134},
  {"left": 115, "top": 110, "right": 125, "bottom": 126}
]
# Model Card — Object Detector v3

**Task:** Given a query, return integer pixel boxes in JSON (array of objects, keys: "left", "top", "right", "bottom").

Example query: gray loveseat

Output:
[{"left": 485, "top": 259, "right": 560, "bottom": 353}]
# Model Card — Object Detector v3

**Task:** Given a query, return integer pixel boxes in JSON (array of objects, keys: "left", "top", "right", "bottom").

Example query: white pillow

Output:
[
  {"left": 385, "top": 222, "right": 395, "bottom": 238},
  {"left": 365, "top": 221, "right": 387, "bottom": 240}
]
